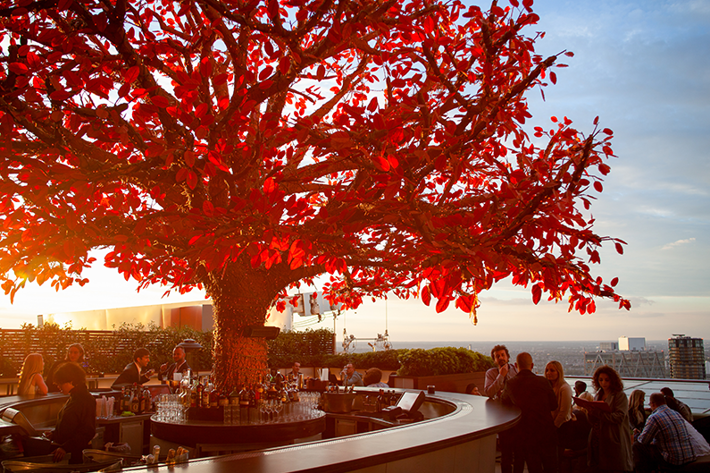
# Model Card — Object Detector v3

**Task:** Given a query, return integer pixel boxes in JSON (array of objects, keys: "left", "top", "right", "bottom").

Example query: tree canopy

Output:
[{"left": 0, "top": 0, "right": 629, "bottom": 384}]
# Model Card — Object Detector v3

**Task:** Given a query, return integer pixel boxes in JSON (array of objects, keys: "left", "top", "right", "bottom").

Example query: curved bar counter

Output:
[
  {"left": 1, "top": 390, "right": 520, "bottom": 473},
  {"left": 151, "top": 411, "right": 327, "bottom": 446},
  {"left": 143, "top": 391, "right": 520, "bottom": 473}
]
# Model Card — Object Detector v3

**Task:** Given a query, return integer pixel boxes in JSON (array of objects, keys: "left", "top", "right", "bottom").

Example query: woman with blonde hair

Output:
[
  {"left": 545, "top": 360, "right": 573, "bottom": 428},
  {"left": 18, "top": 353, "right": 48, "bottom": 396},
  {"left": 628, "top": 389, "right": 647, "bottom": 432}
]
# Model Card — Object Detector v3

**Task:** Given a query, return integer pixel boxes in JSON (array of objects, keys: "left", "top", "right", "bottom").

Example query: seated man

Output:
[
  {"left": 661, "top": 387, "right": 693, "bottom": 422},
  {"left": 112, "top": 348, "right": 154, "bottom": 389},
  {"left": 341, "top": 363, "right": 363, "bottom": 387},
  {"left": 363, "top": 368, "right": 389, "bottom": 388},
  {"left": 633, "top": 392, "right": 696, "bottom": 472},
  {"left": 158, "top": 346, "right": 190, "bottom": 383}
]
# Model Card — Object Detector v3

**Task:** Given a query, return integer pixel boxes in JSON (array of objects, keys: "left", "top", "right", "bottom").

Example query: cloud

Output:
[{"left": 661, "top": 238, "right": 696, "bottom": 250}]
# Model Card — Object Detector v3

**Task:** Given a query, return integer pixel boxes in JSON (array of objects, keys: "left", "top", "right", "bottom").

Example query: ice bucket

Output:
[{"left": 321, "top": 393, "right": 356, "bottom": 413}]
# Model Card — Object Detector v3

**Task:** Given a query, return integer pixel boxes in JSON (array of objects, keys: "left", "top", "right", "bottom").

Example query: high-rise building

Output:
[{"left": 668, "top": 334, "right": 706, "bottom": 379}]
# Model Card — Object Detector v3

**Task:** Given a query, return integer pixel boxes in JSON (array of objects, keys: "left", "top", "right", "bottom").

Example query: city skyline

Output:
[{"left": 1, "top": 0, "right": 708, "bottom": 343}]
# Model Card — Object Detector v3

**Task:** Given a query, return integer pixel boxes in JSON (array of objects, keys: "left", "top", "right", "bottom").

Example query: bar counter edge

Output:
[{"left": 134, "top": 392, "right": 520, "bottom": 473}]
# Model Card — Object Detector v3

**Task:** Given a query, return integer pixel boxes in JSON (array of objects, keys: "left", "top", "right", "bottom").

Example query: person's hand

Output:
[
  {"left": 160, "top": 363, "right": 168, "bottom": 372},
  {"left": 42, "top": 430, "right": 53, "bottom": 440},
  {"left": 145, "top": 369, "right": 155, "bottom": 378},
  {"left": 52, "top": 447, "right": 66, "bottom": 463},
  {"left": 499, "top": 363, "right": 509, "bottom": 377}
]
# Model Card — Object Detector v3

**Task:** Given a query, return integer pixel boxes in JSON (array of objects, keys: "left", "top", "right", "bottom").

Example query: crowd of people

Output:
[
  {"left": 484, "top": 344, "right": 710, "bottom": 473},
  {"left": 11, "top": 343, "right": 710, "bottom": 469}
]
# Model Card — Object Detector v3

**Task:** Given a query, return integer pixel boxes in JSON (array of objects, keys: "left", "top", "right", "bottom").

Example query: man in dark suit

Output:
[
  {"left": 112, "top": 348, "right": 154, "bottom": 389},
  {"left": 158, "top": 346, "right": 190, "bottom": 383},
  {"left": 502, "top": 352, "right": 558, "bottom": 473}
]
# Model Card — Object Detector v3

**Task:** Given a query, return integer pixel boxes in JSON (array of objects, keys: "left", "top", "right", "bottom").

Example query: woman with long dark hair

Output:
[
  {"left": 587, "top": 365, "right": 633, "bottom": 472},
  {"left": 46, "top": 344, "right": 85, "bottom": 393}
]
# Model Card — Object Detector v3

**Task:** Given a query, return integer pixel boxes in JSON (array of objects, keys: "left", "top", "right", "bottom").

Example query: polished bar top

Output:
[
  {"left": 151, "top": 411, "right": 326, "bottom": 446},
  {"left": 128, "top": 391, "right": 520, "bottom": 473}
]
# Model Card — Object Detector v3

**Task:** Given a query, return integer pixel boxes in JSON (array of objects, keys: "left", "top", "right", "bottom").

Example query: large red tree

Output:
[{"left": 0, "top": 0, "right": 629, "bottom": 389}]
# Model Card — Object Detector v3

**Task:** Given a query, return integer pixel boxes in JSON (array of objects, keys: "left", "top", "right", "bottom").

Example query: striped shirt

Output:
[{"left": 637, "top": 404, "right": 696, "bottom": 465}]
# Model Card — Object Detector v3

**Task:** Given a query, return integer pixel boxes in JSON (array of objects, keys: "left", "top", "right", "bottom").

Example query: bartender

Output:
[
  {"left": 45, "top": 363, "right": 96, "bottom": 463},
  {"left": 286, "top": 361, "right": 303, "bottom": 389}
]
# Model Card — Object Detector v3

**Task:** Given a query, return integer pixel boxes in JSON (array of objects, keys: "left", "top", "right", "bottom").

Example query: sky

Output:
[{"left": 0, "top": 0, "right": 708, "bottom": 344}]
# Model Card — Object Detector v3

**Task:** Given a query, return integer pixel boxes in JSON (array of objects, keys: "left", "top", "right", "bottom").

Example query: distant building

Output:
[
  {"left": 668, "top": 334, "right": 706, "bottom": 379},
  {"left": 585, "top": 336, "right": 665, "bottom": 378},
  {"left": 619, "top": 336, "right": 645, "bottom": 351},
  {"left": 585, "top": 350, "right": 666, "bottom": 378}
]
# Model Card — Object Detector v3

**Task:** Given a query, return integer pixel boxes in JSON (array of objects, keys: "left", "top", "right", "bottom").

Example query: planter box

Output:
[{"left": 389, "top": 372, "right": 486, "bottom": 394}]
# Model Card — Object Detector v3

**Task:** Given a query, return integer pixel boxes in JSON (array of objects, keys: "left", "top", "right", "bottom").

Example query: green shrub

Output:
[
  {"left": 267, "top": 328, "right": 335, "bottom": 367},
  {"left": 396, "top": 347, "right": 494, "bottom": 376}
]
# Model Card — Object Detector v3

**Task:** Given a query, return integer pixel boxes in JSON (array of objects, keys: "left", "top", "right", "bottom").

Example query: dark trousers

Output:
[
  {"left": 633, "top": 442, "right": 678, "bottom": 473},
  {"left": 522, "top": 440, "right": 558, "bottom": 473},
  {"left": 500, "top": 429, "right": 525, "bottom": 473}
]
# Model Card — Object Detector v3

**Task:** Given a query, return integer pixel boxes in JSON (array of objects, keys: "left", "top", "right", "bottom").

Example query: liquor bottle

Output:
[
  {"left": 218, "top": 389, "right": 229, "bottom": 407},
  {"left": 143, "top": 387, "right": 153, "bottom": 412},
  {"left": 203, "top": 377, "right": 212, "bottom": 409},
  {"left": 209, "top": 379, "right": 219, "bottom": 408},
  {"left": 248, "top": 384, "right": 257, "bottom": 424},
  {"left": 190, "top": 383, "right": 198, "bottom": 408},
  {"left": 116, "top": 387, "right": 125, "bottom": 415},
  {"left": 195, "top": 377, "right": 204, "bottom": 409},
  {"left": 229, "top": 386, "right": 240, "bottom": 406},
  {"left": 130, "top": 385, "right": 140, "bottom": 414},
  {"left": 239, "top": 383, "right": 250, "bottom": 424},
  {"left": 255, "top": 377, "right": 264, "bottom": 403},
  {"left": 139, "top": 386, "right": 146, "bottom": 413}
]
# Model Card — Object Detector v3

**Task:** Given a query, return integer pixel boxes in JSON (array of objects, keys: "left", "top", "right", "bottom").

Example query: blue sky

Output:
[{"left": 1, "top": 0, "right": 708, "bottom": 343}]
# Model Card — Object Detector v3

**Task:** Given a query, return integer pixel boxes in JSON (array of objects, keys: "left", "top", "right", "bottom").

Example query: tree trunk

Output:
[{"left": 203, "top": 263, "right": 282, "bottom": 391}]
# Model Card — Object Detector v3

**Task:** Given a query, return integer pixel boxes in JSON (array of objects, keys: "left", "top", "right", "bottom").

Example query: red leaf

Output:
[
  {"left": 593, "top": 181, "right": 603, "bottom": 192},
  {"left": 550, "top": 71, "right": 557, "bottom": 84},
  {"left": 186, "top": 170, "right": 197, "bottom": 189},
  {"left": 421, "top": 286, "right": 431, "bottom": 306},
  {"left": 259, "top": 66, "right": 274, "bottom": 81},
  {"left": 614, "top": 243, "right": 624, "bottom": 255},
  {"left": 367, "top": 97, "right": 378, "bottom": 112},
  {"left": 49, "top": 90, "right": 73, "bottom": 101},
  {"left": 26, "top": 52, "right": 41, "bottom": 68},
  {"left": 150, "top": 95, "right": 169, "bottom": 107},
  {"left": 278, "top": 57, "right": 290, "bottom": 75},
  {"left": 184, "top": 151, "right": 195, "bottom": 167},
  {"left": 532, "top": 284, "right": 542, "bottom": 305},
  {"left": 610, "top": 277, "right": 619, "bottom": 287},
  {"left": 374, "top": 155, "right": 390, "bottom": 171},
  {"left": 602, "top": 128, "right": 613, "bottom": 135},
  {"left": 264, "top": 177, "right": 276, "bottom": 194},
  {"left": 435, "top": 296, "right": 450, "bottom": 313},
  {"left": 123, "top": 66, "right": 140, "bottom": 84},
  {"left": 9, "top": 63, "right": 29, "bottom": 75}
]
